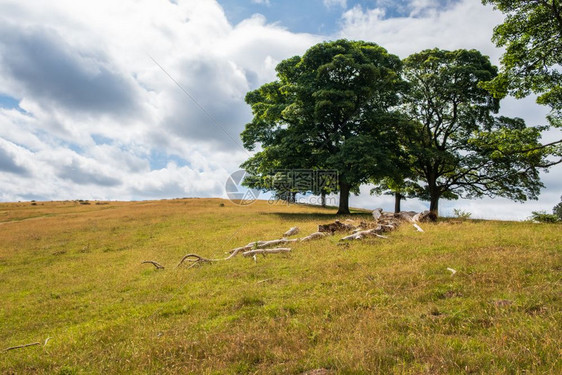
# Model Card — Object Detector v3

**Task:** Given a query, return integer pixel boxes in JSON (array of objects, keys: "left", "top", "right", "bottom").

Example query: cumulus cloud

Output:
[
  {"left": 0, "top": 0, "right": 320, "bottom": 202},
  {"left": 338, "top": 0, "right": 504, "bottom": 61},
  {"left": 0, "top": 23, "right": 141, "bottom": 119},
  {"left": 0, "top": 0, "right": 559, "bottom": 219},
  {"left": 0, "top": 139, "right": 30, "bottom": 176}
]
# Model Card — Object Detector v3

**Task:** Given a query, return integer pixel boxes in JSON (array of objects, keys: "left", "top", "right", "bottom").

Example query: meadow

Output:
[{"left": 0, "top": 198, "right": 560, "bottom": 374}]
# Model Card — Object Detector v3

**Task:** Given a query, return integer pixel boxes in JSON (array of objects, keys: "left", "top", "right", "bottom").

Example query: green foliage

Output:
[
  {"left": 531, "top": 210, "right": 560, "bottom": 223},
  {"left": 241, "top": 39, "right": 406, "bottom": 214},
  {"left": 400, "top": 48, "right": 549, "bottom": 215},
  {"left": 481, "top": 0, "right": 562, "bottom": 127},
  {"left": 553, "top": 196, "right": 562, "bottom": 219},
  {"left": 452, "top": 209, "right": 472, "bottom": 220}
]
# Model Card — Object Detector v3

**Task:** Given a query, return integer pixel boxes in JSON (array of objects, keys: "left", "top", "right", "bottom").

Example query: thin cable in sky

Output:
[{"left": 148, "top": 55, "right": 251, "bottom": 157}]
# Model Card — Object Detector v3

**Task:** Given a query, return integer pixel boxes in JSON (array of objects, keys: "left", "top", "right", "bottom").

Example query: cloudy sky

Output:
[{"left": 0, "top": 0, "right": 560, "bottom": 219}]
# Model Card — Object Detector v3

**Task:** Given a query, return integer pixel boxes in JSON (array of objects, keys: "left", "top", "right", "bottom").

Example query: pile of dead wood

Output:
[
  {"left": 325, "top": 209, "right": 436, "bottom": 241},
  {"left": 141, "top": 209, "right": 433, "bottom": 269}
]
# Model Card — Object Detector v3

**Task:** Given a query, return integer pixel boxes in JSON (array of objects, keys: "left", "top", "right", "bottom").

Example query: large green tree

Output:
[
  {"left": 481, "top": 0, "right": 562, "bottom": 168},
  {"left": 481, "top": 0, "right": 562, "bottom": 127},
  {"left": 401, "top": 49, "right": 550, "bottom": 216},
  {"left": 241, "top": 40, "right": 406, "bottom": 214}
]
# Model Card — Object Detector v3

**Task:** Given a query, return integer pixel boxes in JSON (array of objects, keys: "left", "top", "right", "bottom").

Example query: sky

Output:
[{"left": 0, "top": 0, "right": 560, "bottom": 220}]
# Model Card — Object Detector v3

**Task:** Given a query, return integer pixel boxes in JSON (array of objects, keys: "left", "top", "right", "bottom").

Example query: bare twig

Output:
[
  {"left": 141, "top": 260, "right": 165, "bottom": 269},
  {"left": 3, "top": 342, "right": 40, "bottom": 352}
]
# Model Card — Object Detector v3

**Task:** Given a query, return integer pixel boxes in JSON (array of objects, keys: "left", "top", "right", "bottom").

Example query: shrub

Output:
[
  {"left": 530, "top": 211, "right": 559, "bottom": 223},
  {"left": 453, "top": 208, "right": 472, "bottom": 219},
  {"left": 553, "top": 196, "right": 562, "bottom": 220}
]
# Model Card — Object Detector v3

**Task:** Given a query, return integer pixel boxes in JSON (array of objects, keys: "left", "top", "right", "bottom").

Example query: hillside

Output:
[{"left": 0, "top": 199, "right": 560, "bottom": 374}]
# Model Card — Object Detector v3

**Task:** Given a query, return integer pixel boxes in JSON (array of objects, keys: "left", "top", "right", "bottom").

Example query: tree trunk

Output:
[
  {"left": 321, "top": 191, "right": 326, "bottom": 207},
  {"left": 337, "top": 181, "right": 350, "bottom": 215},
  {"left": 429, "top": 193, "right": 439, "bottom": 220},
  {"left": 394, "top": 192, "right": 401, "bottom": 213},
  {"left": 290, "top": 191, "right": 296, "bottom": 203}
]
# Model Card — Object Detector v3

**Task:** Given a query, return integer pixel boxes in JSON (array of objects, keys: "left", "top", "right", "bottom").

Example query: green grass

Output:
[{"left": 0, "top": 198, "right": 560, "bottom": 374}]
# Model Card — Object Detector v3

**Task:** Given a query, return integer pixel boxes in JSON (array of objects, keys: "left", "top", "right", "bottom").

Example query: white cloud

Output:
[
  {"left": 0, "top": 0, "right": 319, "bottom": 202},
  {"left": 0, "top": 0, "right": 559, "bottom": 220},
  {"left": 324, "top": 0, "right": 347, "bottom": 9},
  {"left": 339, "top": 0, "right": 504, "bottom": 62}
]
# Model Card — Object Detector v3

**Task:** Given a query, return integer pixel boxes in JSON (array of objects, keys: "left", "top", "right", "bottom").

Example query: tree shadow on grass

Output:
[{"left": 264, "top": 211, "right": 373, "bottom": 222}]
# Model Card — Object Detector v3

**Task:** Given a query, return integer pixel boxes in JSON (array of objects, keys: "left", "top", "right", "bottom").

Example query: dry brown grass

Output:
[{"left": 0, "top": 199, "right": 560, "bottom": 374}]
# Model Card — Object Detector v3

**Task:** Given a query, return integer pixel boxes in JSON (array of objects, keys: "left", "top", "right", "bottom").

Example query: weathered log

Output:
[
  {"left": 318, "top": 220, "right": 355, "bottom": 233},
  {"left": 228, "top": 238, "right": 297, "bottom": 254},
  {"left": 394, "top": 211, "right": 416, "bottom": 223},
  {"left": 242, "top": 248, "right": 291, "bottom": 257},
  {"left": 253, "top": 238, "right": 298, "bottom": 248},
  {"left": 372, "top": 208, "right": 383, "bottom": 220},
  {"left": 284, "top": 227, "right": 300, "bottom": 237},
  {"left": 341, "top": 229, "right": 388, "bottom": 241},
  {"left": 413, "top": 223, "right": 425, "bottom": 232},
  {"left": 300, "top": 231, "right": 328, "bottom": 242},
  {"left": 413, "top": 210, "right": 437, "bottom": 223}
]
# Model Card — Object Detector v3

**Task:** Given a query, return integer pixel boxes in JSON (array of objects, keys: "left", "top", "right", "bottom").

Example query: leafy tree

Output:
[
  {"left": 370, "top": 177, "right": 409, "bottom": 213},
  {"left": 481, "top": 0, "right": 562, "bottom": 124},
  {"left": 241, "top": 40, "right": 406, "bottom": 214},
  {"left": 401, "top": 48, "right": 550, "bottom": 216},
  {"left": 554, "top": 195, "right": 562, "bottom": 220},
  {"left": 481, "top": 0, "right": 562, "bottom": 165},
  {"left": 369, "top": 116, "right": 419, "bottom": 213}
]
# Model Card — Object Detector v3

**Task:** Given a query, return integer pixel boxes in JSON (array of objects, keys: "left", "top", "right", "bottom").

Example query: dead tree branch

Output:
[
  {"left": 177, "top": 254, "right": 219, "bottom": 268},
  {"left": 284, "top": 227, "right": 300, "bottom": 236},
  {"left": 242, "top": 248, "right": 292, "bottom": 257},
  {"left": 3, "top": 342, "right": 40, "bottom": 352},
  {"left": 141, "top": 260, "right": 165, "bottom": 269}
]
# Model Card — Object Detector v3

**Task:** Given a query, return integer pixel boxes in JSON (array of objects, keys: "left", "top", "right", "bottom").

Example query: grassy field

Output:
[{"left": 0, "top": 198, "right": 560, "bottom": 374}]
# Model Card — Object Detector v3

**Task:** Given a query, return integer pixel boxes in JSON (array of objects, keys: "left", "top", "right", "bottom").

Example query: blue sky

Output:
[
  {"left": 0, "top": 0, "right": 560, "bottom": 219},
  {"left": 219, "top": 0, "right": 348, "bottom": 34},
  {"left": 219, "top": 0, "right": 459, "bottom": 34}
]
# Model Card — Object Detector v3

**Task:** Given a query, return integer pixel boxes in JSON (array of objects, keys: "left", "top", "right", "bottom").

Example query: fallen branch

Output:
[
  {"left": 141, "top": 260, "right": 165, "bottom": 269},
  {"left": 3, "top": 342, "right": 40, "bottom": 352},
  {"left": 284, "top": 227, "right": 300, "bottom": 237},
  {"left": 299, "top": 232, "right": 327, "bottom": 242},
  {"left": 341, "top": 229, "right": 389, "bottom": 241},
  {"left": 253, "top": 238, "right": 297, "bottom": 248},
  {"left": 228, "top": 238, "right": 297, "bottom": 254},
  {"left": 177, "top": 254, "right": 219, "bottom": 268},
  {"left": 242, "top": 248, "right": 291, "bottom": 257},
  {"left": 413, "top": 224, "right": 424, "bottom": 232}
]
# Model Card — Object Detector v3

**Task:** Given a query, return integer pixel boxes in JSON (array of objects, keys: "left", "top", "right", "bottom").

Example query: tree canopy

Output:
[
  {"left": 241, "top": 40, "right": 406, "bottom": 214},
  {"left": 554, "top": 195, "right": 562, "bottom": 220},
  {"left": 399, "top": 49, "right": 550, "bottom": 215},
  {"left": 481, "top": 0, "right": 562, "bottom": 127},
  {"left": 240, "top": 41, "right": 555, "bottom": 218}
]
